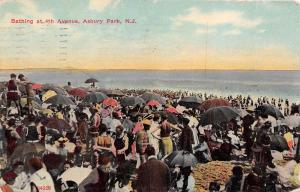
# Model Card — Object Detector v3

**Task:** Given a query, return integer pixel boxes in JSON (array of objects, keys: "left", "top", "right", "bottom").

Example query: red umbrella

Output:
[
  {"left": 32, "top": 83, "right": 42, "bottom": 90},
  {"left": 201, "top": 98, "right": 231, "bottom": 111},
  {"left": 166, "top": 106, "right": 178, "bottom": 114},
  {"left": 147, "top": 100, "right": 160, "bottom": 107},
  {"left": 102, "top": 98, "right": 118, "bottom": 107},
  {"left": 68, "top": 88, "right": 87, "bottom": 98}
]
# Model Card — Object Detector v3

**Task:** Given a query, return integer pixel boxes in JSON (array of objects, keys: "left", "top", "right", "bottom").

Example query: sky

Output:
[{"left": 0, "top": 0, "right": 299, "bottom": 70}]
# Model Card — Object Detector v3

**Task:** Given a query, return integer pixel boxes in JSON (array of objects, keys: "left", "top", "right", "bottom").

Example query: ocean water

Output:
[{"left": 0, "top": 70, "right": 299, "bottom": 103}]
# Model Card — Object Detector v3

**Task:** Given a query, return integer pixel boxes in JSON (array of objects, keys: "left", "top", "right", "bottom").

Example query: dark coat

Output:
[
  {"left": 178, "top": 126, "right": 194, "bottom": 153},
  {"left": 136, "top": 158, "right": 171, "bottom": 192}
]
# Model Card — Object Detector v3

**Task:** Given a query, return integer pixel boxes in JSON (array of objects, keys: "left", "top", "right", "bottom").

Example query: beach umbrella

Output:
[
  {"left": 147, "top": 100, "right": 161, "bottom": 107},
  {"left": 282, "top": 116, "right": 300, "bottom": 129},
  {"left": 32, "top": 83, "right": 42, "bottom": 90},
  {"left": 44, "top": 95, "right": 75, "bottom": 106},
  {"left": 141, "top": 92, "right": 166, "bottom": 105},
  {"left": 68, "top": 88, "right": 87, "bottom": 98},
  {"left": 102, "top": 97, "right": 118, "bottom": 107},
  {"left": 47, "top": 118, "right": 72, "bottom": 132},
  {"left": 166, "top": 106, "right": 178, "bottom": 114},
  {"left": 9, "top": 143, "right": 45, "bottom": 163},
  {"left": 85, "top": 78, "right": 98, "bottom": 84},
  {"left": 178, "top": 96, "right": 202, "bottom": 109},
  {"left": 83, "top": 92, "right": 108, "bottom": 104},
  {"left": 20, "top": 97, "right": 42, "bottom": 109},
  {"left": 42, "top": 90, "right": 57, "bottom": 102},
  {"left": 256, "top": 104, "right": 284, "bottom": 119},
  {"left": 238, "top": 109, "right": 249, "bottom": 118},
  {"left": 270, "top": 134, "right": 289, "bottom": 152},
  {"left": 59, "top": 167, "right": 92, "bottom": 186},
  {"left": 158, "top": 111, "right": 179, "bottom": 124},
  {"left": 120, "top": 96, "right": 145, "bottom": 107},
  {"left": 42, "top": 84, "right": 67, "bottom": 95},
  {"left": 41, "top": 108, "right": 54, "bottom": 117},
  {"left": 164, "top": 150, "right": 198, "bottom": 168},
  {"left": 200, "top": 106, "right": 241, "bottom": 126},
  {"left": 201, "top": 98, "right": 231, "bottom": 110},
  {"left": 122, "top": 119, "right": 135, "bottom": 132}
]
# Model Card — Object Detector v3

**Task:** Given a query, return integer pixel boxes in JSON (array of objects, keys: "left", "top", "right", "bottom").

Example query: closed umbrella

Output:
[
  {"left": 164, "top": 150, "right": 198, "bottom": 168},
  {"left": 200, "top": 106, "right": 240, "bottom": 126},
  {"left": 201, "top": 98, "right": 231, "bottom": 110},
  {"left": 256, "top": 104, "right": 284, "bottom": 120},
  {"left": 141, "top": 92, "right": 166, "bottom": 105},
  {"left": 120, "top": 96, "right": 145, "bottom": 107},
  {"left": 44, "top": 95, "right": 75, "bottom": 106},
  {"left": 83, "top": 92, "right": 108, "bottom": 104},
  {"left": 178, "top": 96, "right": 202, "bottom": 109},
  {"left": 85, "top": 78, "right": 98, "bottom": 84}
]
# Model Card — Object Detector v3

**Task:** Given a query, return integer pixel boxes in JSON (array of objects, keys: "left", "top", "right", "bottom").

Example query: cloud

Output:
[
  {"left": 173, "top": 7, "right": 263, "bottom": 28},
  {"left": 89, "top": 0, "right": 120, "bottom": 12},
  {"left": 257, "top": 29, "right": 266, "bottom": 33},
  {"left": 196, "top": 28, "right": 217, "bottom": 34},
  {"left": 294, "top": 0, "right": 300, "bottom": 5},
  {"left": 223, "top": 29, "right": 242, "bottom": 35}
]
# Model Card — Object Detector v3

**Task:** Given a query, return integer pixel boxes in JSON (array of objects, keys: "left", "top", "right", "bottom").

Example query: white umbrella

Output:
[
  {"left": 59, "top": 167, "right": 92, "bottom": 185},
  {"left": 237, "top": 109, "right": 249, "bottom": 118},
  {"left": 282, "top": 115, "right": 300, "bottom": 129}
]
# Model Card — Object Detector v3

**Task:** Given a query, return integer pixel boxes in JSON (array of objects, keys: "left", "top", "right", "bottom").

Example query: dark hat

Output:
[
  {"left": 182, "top": 117, "right": 190, "bottom": 125},
  {"left": 98, "top": 156, "right": 111, "bottom": 165},
  {"left": 13, "top": 161, "right": 24, "bottom": 169},
  {"left": 7, "top": 118, "right": 16, "bottom": 126},
  {"left": 2, "top": 171, "right": 17, "bottom": 183}
]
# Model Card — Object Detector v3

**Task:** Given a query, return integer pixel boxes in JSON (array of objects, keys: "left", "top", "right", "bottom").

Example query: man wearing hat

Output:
[
  {"left": 136, "top": 145, "right": 171, "bottom": 192},
  {"left": 178, "top": 117, "right": 194, "bottom": 153}
]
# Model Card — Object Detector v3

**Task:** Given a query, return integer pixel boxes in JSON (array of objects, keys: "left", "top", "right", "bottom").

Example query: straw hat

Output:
[
  {"left": 246, "top": 106, "right": 255, "bottom": 113},
  {"left": 142, "top": 119, "right": 152, "bottom": 126},
  {"left": 55, "top": 137, "right": 69, "bottom": 146}
]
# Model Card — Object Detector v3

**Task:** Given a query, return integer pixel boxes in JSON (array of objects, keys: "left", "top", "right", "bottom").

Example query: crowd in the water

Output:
[{"left": 0, "top": 73, "right": 300, "bottom": 192}]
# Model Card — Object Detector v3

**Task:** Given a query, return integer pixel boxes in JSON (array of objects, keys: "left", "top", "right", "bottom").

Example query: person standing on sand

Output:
[
  {"left": 6, "top": 74, "right": 21, "bottom": 116},
  {"left": 136, "top": 145, "right": 171, "bottom": 192}
]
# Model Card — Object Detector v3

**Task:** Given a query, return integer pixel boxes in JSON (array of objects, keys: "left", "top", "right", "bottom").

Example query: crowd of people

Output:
[{"left": 0, "top": 73, "right": 300, "bottom": 192}]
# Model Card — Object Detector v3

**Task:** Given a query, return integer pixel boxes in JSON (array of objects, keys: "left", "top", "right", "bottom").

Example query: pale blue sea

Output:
[{"left": 0, "top": 70, "right": 300, "bottom": 103}]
